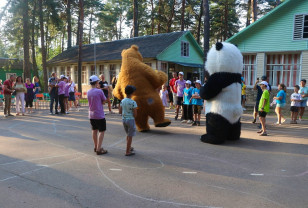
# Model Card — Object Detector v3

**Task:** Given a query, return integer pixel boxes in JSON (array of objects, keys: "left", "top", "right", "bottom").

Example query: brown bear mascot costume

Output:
[{"left": 113, "top": 45, "right": 171, "bottom": 132}]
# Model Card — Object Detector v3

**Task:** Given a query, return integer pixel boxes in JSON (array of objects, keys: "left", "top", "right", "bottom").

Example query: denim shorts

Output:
[
  {"left": 276, "top": 103, "right": 286, "bottom": 108},
  {"left": 299, "top": 100, "right": 307, "bottom": 107},
  {"left": 123, "top": 119, "right": 136, "bottom": 137}
]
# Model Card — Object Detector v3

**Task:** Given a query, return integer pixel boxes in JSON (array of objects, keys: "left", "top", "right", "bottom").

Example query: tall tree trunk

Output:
[
  {"left": 197, "top": 0, "right": 203, "bottom": 44},
  {"left": 31, "top": 0, "right": 38, "bottom": 77},
  {"left": 133, "top": 0, "right": 138, "bottom": 37},
  {"left": 45, "top": 19, "right": 49, "bottom": 59},
  {"left": 246, "top": 0, "right": 251, "bottom": 27},
  {"left": 166, "top": 0, "right": 176, "bottom": 33},
  {"left": 157, "top": 0, "right": 162, "bottom": 33},
  {"left": 77, "top": 0, "right": 84, "bottom": 94},
  {"left": 62, "top": 26, "right": 65, "bottom": 52},
  {"left": 150, "top": 0, "right": 154, "bottom": 35},
  {"left": 76, "top": 13, "right": 80, "bottom": 45},
  {"left": 181, "top": 0, "right": 185, "bottom": 31},
  {"left": 23, "top": 0, "right": 31, "bottom": 79},
  {"left": 88, "top": 9, "right": 93, "bottom": 44},
  {"left": 251, "top": 0, "right": 257, "bottom": 23},
  {"left": 39, "top": 0, "right": 48, "bottom": 91},
  {"left": 67, "top": 0, "right": 72, "bottom": 49},
  {"left": 203, "top": 0, "right": 210, "bottom": 63}
]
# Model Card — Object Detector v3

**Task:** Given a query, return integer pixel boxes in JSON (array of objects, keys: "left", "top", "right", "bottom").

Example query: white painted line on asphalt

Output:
[
  {"left": 250, "top": 173, "right": 264, "bottom": 176},
  {"left": 109, "top": 168, "right": 122, "bottom": 171},
  {"left": 183, "top": 171, "right": 197, "bottom": 174}
]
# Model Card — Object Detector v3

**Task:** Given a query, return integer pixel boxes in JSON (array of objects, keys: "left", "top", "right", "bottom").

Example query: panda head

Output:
[{"left": 205, "top": 42, "right": 243, "bottom": 75}]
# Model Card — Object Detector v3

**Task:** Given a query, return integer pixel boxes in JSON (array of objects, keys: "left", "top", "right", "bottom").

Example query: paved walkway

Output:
[{"left": 0, "top": 108, "right": 307, "bottom": 208}]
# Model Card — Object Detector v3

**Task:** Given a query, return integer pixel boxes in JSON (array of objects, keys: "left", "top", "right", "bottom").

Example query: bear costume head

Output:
[{"left": 206, "top": 42, "right": 243, "bottom": 75}]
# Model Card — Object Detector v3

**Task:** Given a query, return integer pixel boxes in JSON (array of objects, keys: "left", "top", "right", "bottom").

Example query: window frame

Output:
[
  {"left": 242, "top": 54, "right": 257, "bottom": 87},
  {"left": 265, "top": 53, "right": 302, "bottom": 89},
  {"left": 293, "top": 14, "right": 308, "bottom": 40},
  {"left": 181, "top": 41, "right": 190, "bottom": 57}
]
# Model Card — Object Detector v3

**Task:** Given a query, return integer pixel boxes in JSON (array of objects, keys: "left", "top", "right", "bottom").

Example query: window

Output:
[
  {"left": 242, "top": 55, "right": 256, "bottom": 86},
  {"left": 161, "top": 62, "right": 167, "bottom": 74},
  {"left": 109, "top": 64, "right": 116, "bottom": 83},
  {"left": 293, "top": 14, "right": 308, "bottom": 40},
  {"left": 6, "top": 73, "right": 16, "bottom": 80},
  {"left": 74, "top": 66, "right": 78, "bottom": 83},
  {"left": 66, "top": 66, "right": 71, "bottom": 77},
  {"left": 266, "top": 54, "right": 301, "bottom": 88},
  {"left": 81, "top": 66, "right": 87, "bottom": 84},
  {"left": 91, "top": 65, "right": 96, "bottom": 76},
  {"left": 181, "top": 41, "right": 189, "bottom": 57},
  {"left": 60, "top": 67, "right": 65, "bottom": 76},
  {"left": 99, "top": 65, "right": 104, "bottom": 76}
]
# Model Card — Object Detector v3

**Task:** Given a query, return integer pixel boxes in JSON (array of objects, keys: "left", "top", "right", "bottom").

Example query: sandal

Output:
[
  {"left": 130, "top": 147, "right": 134, "bottom": 152},
  {"left": 96, "top": 148, "right": 108, "bottom": 155},
  {"left": 259, "top": 132, "right": 267, "bottom": 136},
  {"left": 125, "top": 152, "right": 135, "bottom": 156},
  {"left": 257, "top": 130, "right": 263, "bottom": 133}
]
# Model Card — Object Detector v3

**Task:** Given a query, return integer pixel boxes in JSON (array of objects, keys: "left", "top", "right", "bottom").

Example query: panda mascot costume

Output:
[{"left": 200, "top": 42, "right": 243, "bottom": 144}]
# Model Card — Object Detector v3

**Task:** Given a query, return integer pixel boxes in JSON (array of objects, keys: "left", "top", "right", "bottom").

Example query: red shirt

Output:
[
  {"left": 169, "top": 77, "right": 178, "bottom": 93},
  {"left": 3, "top": 80, "right": 14, "bottom": 95}
]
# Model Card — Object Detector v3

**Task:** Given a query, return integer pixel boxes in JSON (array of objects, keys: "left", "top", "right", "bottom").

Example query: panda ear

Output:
[{"left": 216, "top": 42, "right": 223, "bottom": 51}]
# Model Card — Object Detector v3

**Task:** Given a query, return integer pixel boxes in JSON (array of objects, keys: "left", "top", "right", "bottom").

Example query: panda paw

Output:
[{"left": 200, "top": 134, "right": 225, "bottom": 145}]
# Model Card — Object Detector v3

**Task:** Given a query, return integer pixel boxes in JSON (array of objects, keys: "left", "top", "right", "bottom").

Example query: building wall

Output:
[
  {"left": 0, "top": 69, "right": 24, "bottom": 81},
  {"left": 157, "top": 34, "right": 204, "bottom": 65},
  {"left": 231, "top": 0, "right": 308, "bottom": 52}
]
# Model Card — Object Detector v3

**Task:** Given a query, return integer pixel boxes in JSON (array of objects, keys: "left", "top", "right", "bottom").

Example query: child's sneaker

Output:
[
  {"left": 181, "top": 120, "right": 187, "bottom": 123},
  {"left": 191, "top": 121, "right": 197, "bottom": 126},
  {"left": 187, "top": 120, "right": 193, "bottom": 124}
]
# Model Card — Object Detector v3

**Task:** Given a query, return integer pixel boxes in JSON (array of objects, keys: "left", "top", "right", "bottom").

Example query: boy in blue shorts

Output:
[
  {"left": 191, "top": 80, "right": 203, "bottom": 126},
  {"left": 119, "top": 85, "right": 138, "bottom": 156}
]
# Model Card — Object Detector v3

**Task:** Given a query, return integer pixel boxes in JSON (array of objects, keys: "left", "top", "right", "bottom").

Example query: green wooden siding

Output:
[
  {"left": 0, "top": 68, "right": 24, "bottom": 81},
  {"left": 157, "top": 33, "right": 204, "bottom": 65},
  {"left": 228, "top": 0, "right": 308, "bottom": 52}
]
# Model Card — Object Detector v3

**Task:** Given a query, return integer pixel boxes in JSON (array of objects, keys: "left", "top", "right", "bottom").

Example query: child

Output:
[
  {"left": 175, "top": 72, "right": 186, "bottom": 120},
  {"left": 273, "top": 83, "right": 287, "bottom": 125},
  {"left": 258, "top": 81, "right": 270, "bottom": 136},
  {"left": 191, "top": 80, "right": 203, "bottom": 126},
  {"left": 87, "top": 75, "right": 108, "bottom": 155},
  {"left": 119, "top": 85, "right": 138, "bottom": 156},
  {"left": 182, "top": 80, "right": 193, "bottom": 124},
  {"left": 159, "top": 85, "right": 169, "bottom": 108},
  {"left": 290, "top": 85, "right": 301, "bottom": 124}
]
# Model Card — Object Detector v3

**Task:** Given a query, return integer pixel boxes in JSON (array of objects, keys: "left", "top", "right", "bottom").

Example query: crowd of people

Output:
[
  {"left": 0, "top": 75, "right": 40, "bottom": 117},
  {"left": 1, "top": 71, "right": 308, "bottom": 154}
]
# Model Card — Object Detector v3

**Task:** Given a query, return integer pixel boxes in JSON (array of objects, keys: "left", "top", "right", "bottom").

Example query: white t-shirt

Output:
[
  {"left": 290, "top": 93, "right": 301, "bottom": 107},
  {"left": 69, "top": 82, "right": 75, "bottom": 93}
]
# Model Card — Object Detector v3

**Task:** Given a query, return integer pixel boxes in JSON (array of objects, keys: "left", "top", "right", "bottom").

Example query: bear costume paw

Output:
[{"left": 155, "top": 119, "right": 171, "bottom": 127}]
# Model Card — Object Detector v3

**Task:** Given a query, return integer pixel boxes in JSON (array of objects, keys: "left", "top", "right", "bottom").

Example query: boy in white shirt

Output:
[{"left": 290, "top": 85, "right": 301, "bottom": 124}]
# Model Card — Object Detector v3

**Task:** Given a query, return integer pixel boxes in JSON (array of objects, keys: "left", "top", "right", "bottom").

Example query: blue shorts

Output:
[
  {"left": 276, "top": 103, "right": 286, "bottom": 108},
  {"left": 122, "top": 119, "right": 136, "bottom": 137},
  {"left": 299, "top": 100, "right": 307, "bottom": 107}
]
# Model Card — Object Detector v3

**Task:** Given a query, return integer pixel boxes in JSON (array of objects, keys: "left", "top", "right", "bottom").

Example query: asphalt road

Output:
[{"left": 0, "top": 108, "right": 307, "bottom": 208}]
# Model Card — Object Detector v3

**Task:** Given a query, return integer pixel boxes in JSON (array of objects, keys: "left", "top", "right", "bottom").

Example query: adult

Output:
[
  {"left": 273, "top": 83, "right": 286, "bottom": 125},
  {"left": 299, "top": 79, "right": 308, "bottom": 121},
  {"left": 32, "top": 76, "right": 40, "bottom": 110},
  {"left": 252, "top": 75, "right": 271, "bottom": 123},
  {"left": 48, "top": 72, "right": 59, "bottom": 115},
  {"left": 57, "top": 75, "right": 67, "bottom": 114},
  {"left": 3, "top": 75, "right": 15, "bottom": 117},
  {"left": 68, "top": 76, "right": 78, "bottom": 111},
  {"left": 169, "top": 72, "right": 178, "bottom": 109},
  {"left": 14, "top": 76, "right": 26, "bottom": 116},
  {"left": 99, "top": 74, "right": 113, "bottom": 114},
  {"left": 0, "top": 79, "right": 3, "bottom": 108},
  {"left": 111, "top": 76, "right": 118, "bottom": 109},
  {"left": 174, "top": 71, "right": 186, "bottom": 120},
  {"left": 25, "top": 78, "right": 35, "bottom": 114}
]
